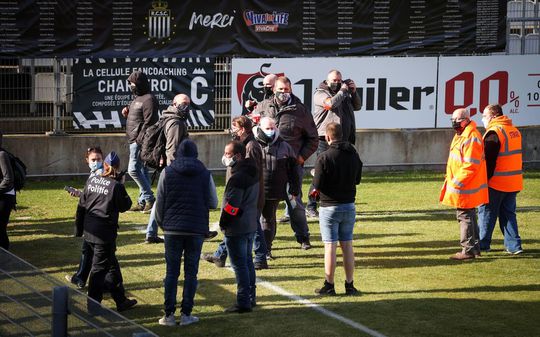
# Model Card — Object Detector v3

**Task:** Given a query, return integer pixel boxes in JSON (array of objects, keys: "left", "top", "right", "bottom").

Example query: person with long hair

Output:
[{"left": 76, "top": 151, "right": 137, "bottom": 312}]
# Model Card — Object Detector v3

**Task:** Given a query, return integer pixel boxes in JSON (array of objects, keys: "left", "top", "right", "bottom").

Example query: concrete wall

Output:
[{"left": 3, "top": 127, "right": 540, "bottom": 176}]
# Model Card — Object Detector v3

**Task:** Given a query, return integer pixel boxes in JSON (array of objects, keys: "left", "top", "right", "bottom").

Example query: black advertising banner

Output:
[
  {"left": 72, "top": 57, "right": 214, "bottom": 129},
  {"left": 1, "top": 1, "right": 506, "bottom": 58}
]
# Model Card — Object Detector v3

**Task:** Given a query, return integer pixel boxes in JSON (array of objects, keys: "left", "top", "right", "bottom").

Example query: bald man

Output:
[
  {"left": 145, "top": 94, "right": 190, "bottom": 244},
  {"left": 439, "top": 108, "right": 488, "bottom": 260},
  {"left": 245, "top": 74, "right": 278, "bottom": 113}
]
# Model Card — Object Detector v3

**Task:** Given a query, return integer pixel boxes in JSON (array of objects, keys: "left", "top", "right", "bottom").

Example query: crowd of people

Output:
[{"left": 0, "top": 69, "right": 525, "bottom": 326}]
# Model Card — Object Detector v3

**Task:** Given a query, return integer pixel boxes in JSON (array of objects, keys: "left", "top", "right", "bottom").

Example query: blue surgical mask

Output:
[
  {"left": 263, "top": 129, "right": 275, "bottom": 138},
  {"left": 89, "top": 161, "right": 103, "bottom": 172}
]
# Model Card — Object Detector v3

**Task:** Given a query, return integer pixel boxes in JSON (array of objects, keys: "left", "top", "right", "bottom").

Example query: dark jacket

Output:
[
  {"left": 219, "top": 158, "right": 259, "bottom": 236},
  {"left": 312, "top": 141, "right": 363, "bottom": 207},
  {"left": 77, "top": 175, "right": 132, "bottom": 244},
  {"left": 161, "top": 105, "right": 189, "bottom": 165},
  {"left": 313, "top": 81, "right": 361, "bottom": 144},
  {"left": 155, "top": 141, "right": 218, "bottom": 235},
  {"left": 126, "top": 71, "right": 159, "bottom": 145},
  {"left": 254, "top": 94, "right": 319, "bottom": 161},
  {"left": 0, "top": 149, "right": 14, "bottom": 194},
  {"left": 254, "top": 126, "right": 300, "bottom": 200}
]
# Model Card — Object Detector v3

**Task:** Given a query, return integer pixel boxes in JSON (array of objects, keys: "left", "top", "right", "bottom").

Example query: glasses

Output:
[{"left": 450, "top": 118, "right": 464, "bottom": 123}]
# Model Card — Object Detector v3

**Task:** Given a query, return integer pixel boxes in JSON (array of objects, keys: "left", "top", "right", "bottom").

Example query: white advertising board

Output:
[
  {"left": 231, "top": 57, "right": 439, "bottom": 129},
  {"left": 437, "top": 55, "right": 540, "bottom": 128}
]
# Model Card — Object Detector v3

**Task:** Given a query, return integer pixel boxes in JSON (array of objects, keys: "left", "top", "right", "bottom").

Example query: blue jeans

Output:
[
  {"left": 146, "top": 202, "right": 158, "bottom": 239},
  {"left": 319, "top": 203, "right": 356, "bottom": 243},
  {"left": 214, "top": 211, "right": 267, "bottom": 264},
  {"left": 307, "top": 138, "right": 329, "bottom": 211},
  {"left": 163, "top": 234, "right": 204, "bottom": 315},
  {"left": 224, "top": 232, "right": 256, "bottom": 309},
  {"left": 478, "top": 188, "right": 522, "bottom": 252},
  {"left": 128, "top": 142, "right": 154, "bottom": 206}
]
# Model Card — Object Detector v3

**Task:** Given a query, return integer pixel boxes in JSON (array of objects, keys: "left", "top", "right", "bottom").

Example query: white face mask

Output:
[
  {"left": 221, "top": 155, "right": 237, "bottom": 167},
  {"left": 482, "top": 117, "right": 490, "bottom": 128}
]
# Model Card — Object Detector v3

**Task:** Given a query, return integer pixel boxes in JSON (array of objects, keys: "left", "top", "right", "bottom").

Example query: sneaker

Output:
[
  {"left": 306, "top": 209, "right": 319, "bottom": 218},
  {"left": 315, "top": 280, "right": 336, "bottom": 296},
  {"left": 158, "top": 313, "right": 176, "bottom": 326},
  {"left": 506, "top": 249, "right": 523, "bottom": 255},
  {"left": 254, "top": 260, "right": 268, "bottom": 270},
  {"left": 180, "top": 313, "right": 199, "bottom": 326},
  {"left": 145, "top": 236, "right": 164, "bottom": 244},
  {"left": 202, "top": 253, "right": 226, "bottom": 268},
  {"left": 128, "top": 204, "right": 145, "bottom": 212},
  {"left": 301, "top": 240, "right": 312, "bottom": 250},
  {"left": 345, "top": 281, "right": 359, "bottom": 296},
  {"left": 278, "top": 215, "right": 290, "bottom": 223},
  {"left": 142, "top": 201, "right": 154, "bottom": 214},
  {"left": 224, "top": 304, "right": 252, "bottom": 313},
  {"left": 204, "top": 231, "right": 218, "bottom": 241},
  {"left": 116, "top": 298, "right": 137, "bottom": 312}
]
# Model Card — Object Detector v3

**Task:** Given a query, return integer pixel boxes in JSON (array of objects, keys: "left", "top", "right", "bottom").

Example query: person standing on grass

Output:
[
  {"left": 0, "top": 131, "right": 16, "bottom": 250},
  {"left": 253, "top": 116, "right": 300, "bottom": 261},
  {"left": 254, "top": 76, "right": 318, "bottom": 250},
  {"left": 144, "top": 93, "right": 190, "bottom": 244},
  {"left": 307, "top": 69, "right": 362, "bottom": 218},
  {"left": 65, "top": 146, "right": 104, "bottom": 289},
  {"left": 122, "top": 70, "right": 158, "bottom": 215},
  {"left": 155, "top": 139, "right": 218, "bottom": 326},
  {"left": 202, "top": 115, "right": 268, "bottom": 270},
  {"left": 440, "top": 108, "right": 488, "bottom": 261},
  {"left": 478, "top": 104, "right": 524, "bottom": 255},
  {"left": 219, "top": 141, "right": 259, "bottom": 313},
  {"left": 310, "top": 123, "right": 362, "bottom": 296},
  {"left": 77, "top": 152, "right": 137, "bottom": 313}
]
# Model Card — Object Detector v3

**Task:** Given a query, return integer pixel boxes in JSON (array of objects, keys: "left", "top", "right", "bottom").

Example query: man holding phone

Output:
[{"left": 307, "top": 70, "right": 362, "bottom": 218}]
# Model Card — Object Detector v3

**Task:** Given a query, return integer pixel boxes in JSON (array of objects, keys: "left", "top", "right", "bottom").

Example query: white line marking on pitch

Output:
[{"left": 256, "top": 275, "right": 387, "bottom": 337}]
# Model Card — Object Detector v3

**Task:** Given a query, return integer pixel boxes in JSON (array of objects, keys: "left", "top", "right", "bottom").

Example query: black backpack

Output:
[
  {"left": 1, "top": 149, "right": 27, "bottom": 191},
  {"left": 140, "top": 118, "right": 169, "bottom": 169}
]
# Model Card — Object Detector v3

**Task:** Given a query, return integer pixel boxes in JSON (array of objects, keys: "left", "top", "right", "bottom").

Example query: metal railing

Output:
[{"left": 0, "top": 248, "right": 156, "bottom": 337}]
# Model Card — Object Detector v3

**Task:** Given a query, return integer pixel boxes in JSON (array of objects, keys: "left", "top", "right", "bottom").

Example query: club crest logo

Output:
[
  {"left": 236, "top": 63, "right": 284, "bottom": 115},
  {"left": 143, "top": 1, "right": 176, "bottom": 45}
]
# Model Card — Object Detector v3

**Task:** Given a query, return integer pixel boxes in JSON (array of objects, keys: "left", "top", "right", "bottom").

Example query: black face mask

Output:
[
  {"left": 176, "top": 103, "right": 189, "bottom": 119},
  {"left": 257, "top": 127, "right": 272, "bottom": 144},
  {"left": 329, "top": 82, "right": 342, "bottom": 92},
  {"left": 263, "top": 86, "right": 273, "bottom": 98}
]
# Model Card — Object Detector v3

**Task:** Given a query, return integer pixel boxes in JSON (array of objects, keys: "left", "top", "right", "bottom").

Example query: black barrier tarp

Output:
[
  {"left": 72, "top": 58, "right": 215, "bottom": 129},
  {"left": 0, "top": 0, "right": 506, "bottom": 58}
]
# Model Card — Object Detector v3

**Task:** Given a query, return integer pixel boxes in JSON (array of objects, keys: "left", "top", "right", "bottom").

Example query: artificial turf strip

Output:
[{"left": 4, "top": 170, "right": 540, "bottom": 337}]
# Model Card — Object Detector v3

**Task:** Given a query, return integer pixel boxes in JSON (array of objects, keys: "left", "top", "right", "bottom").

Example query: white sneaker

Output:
[
  {"left": 158, "top": 313, "right": 176, "bottom": 326},
  {"left": 180, "top": 313, "right": 199, "bottom": 326}
]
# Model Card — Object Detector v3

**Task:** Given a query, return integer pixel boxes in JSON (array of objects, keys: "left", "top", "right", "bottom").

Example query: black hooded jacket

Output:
[
  {"left": 312, "top": 141, "right": 363, "bottom": 206},
  {"left": 126, "top": 71, "right": 159, "bottom": 145}
]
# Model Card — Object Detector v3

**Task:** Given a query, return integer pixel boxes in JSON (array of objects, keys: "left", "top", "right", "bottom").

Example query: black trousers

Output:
[
  {"left": 87, "top": 242, "right": 126, "bottom": 307},
  {"left": 72, "top": 239, "right": 93, "bottom": 285},
  {"left": 0, "top": 194, "right": 16, "bottom": 250}
]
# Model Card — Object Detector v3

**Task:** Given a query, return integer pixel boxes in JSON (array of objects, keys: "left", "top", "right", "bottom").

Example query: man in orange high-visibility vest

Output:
[
  {"left": 478, "top": 104, "right": 524, "bottom": 255},
  {"left": 440, "top": 108, "right": 489, "bottom": 260}
]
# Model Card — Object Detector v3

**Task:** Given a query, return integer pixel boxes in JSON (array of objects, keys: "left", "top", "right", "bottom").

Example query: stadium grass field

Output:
[{"left": 6, "top": 170, "right": 540, "bottom": 337}]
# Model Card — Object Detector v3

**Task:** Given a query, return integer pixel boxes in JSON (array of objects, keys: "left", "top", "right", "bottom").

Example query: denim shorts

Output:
[{"left": 319, "top": 203, "right": 356, "bottom": 243}]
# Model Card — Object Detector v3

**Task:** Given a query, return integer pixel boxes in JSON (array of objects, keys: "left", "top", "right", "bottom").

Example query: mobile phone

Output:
[{"left": 64, "top": 186, "right": 78, "bottom": 194}]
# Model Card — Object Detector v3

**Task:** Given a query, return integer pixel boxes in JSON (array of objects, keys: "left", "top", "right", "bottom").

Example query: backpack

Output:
[
  {"left": 140, "top": 118, "right": 169, "bottom": 169},
  {"left": 1, "top": 149, "right": 27, "bottom": 191}
]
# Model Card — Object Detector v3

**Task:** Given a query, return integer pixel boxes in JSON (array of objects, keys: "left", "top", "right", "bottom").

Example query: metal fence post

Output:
[
  {"left": 47, "top": 58, "right": 66, "bottom": 135},
  {"left": 51, "top": 286, "right": 69, "bottom": 337}
]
